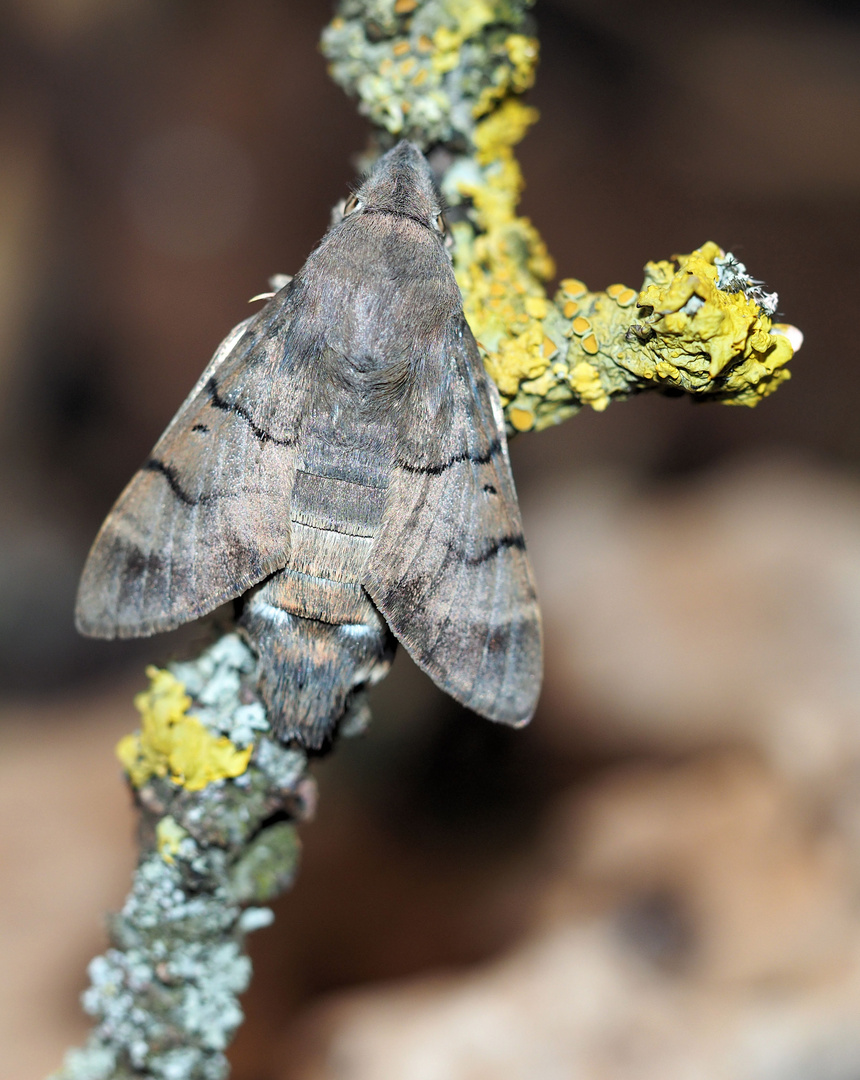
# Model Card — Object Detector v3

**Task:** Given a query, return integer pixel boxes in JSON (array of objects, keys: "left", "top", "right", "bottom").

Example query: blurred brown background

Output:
[{"left": 2, "top": 1, "right": 860, "bottom": 1078}]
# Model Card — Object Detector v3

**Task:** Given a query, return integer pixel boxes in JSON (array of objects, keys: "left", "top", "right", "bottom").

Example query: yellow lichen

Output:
[
  {"left": 430, "top": 26, "right": 462, "bottom": 73},
  {"left": 508, "top": 405, "right": 535, "bottom": 431},
  {"left": 442, "top": 0, "right": 496, "bottom": 40},
  {"left": 524, "top": 295, "right": 548, "bottom": 319},
  {"left": 505, "top": 34, "right": 539, "bottom": 92},
  {"left": 473, "top": 98, "right": 538, "bottom": 163},
  {"left": 472, "top": 34, "right": 539, "bottom": 118},
  {"left": 627, "top": 243, "right": 795, "bottom": 403},
  {"left": 449, "top": 95, "right": 559, "bottom": 407},
  {"left": 483, "top": 321, "right": 549, "bottom": 396},
  {"left": 156, "top": 815, "right": 188, "bottom": 865},
  {"left": 606, "top": 283, "right": 637, "bottom": 306},
  {"left": 569, "top": 361, "right": 610, "bottom": 411},
  {"left": 430, "top": 2, "right": 501, "bottom": 76},
  {"left": 116, "top": 667, "right": 252, "bottom": 792},
  {"left": 581, "top": 332, "right": 599, "bottom": 355},
  {"left": 560, "top": 278, "right": 588, "bottom": 299},
  {"left": 541, "top": 334, "right": 559, "bottom": 359},
  {"left": 520, "top": 367, "right": 558, "bottom": 397}
]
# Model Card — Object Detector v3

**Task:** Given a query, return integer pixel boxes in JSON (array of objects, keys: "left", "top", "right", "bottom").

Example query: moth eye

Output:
[{"left": 343, "top": 194, "right": 361, "bottom": 216}]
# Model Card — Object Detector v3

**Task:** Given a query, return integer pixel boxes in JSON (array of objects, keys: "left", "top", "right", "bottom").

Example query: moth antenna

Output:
[{"left": 249, "top": 274, "right": 293, "bottom": 303}]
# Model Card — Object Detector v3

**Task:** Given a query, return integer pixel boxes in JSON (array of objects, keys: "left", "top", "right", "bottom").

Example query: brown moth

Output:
[{"left": 75, "top": 141, "right": 542, "bottom": 748}]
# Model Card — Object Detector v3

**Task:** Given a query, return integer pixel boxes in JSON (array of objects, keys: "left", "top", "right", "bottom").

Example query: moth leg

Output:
[{"left": 239, "top": 570, "right": 395, "bottom": 750}]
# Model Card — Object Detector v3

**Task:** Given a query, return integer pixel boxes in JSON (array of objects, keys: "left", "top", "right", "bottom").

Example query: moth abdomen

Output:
[
  {"left": 290, "top": 469, "right": 387, "bottom": 538},
  {"left": 240, "top": 575, "right": 394, "bottom": 749}
]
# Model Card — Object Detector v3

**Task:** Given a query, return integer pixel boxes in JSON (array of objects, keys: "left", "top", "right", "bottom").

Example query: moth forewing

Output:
[
  {"left": 74, "top": 289, "right": 301, "bottom": 639},
  {"left": 364, "top": 317, "right": 542, "bottom": 727}
]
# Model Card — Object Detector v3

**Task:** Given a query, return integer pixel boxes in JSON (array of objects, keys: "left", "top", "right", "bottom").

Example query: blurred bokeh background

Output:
[{"left": 2, "top": 1, "right": 860, "bottom": 1077}]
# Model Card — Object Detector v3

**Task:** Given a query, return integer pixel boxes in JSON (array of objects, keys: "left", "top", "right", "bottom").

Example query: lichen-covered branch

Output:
[
  {"left": 53, "top": 3, "right": 801, "bottom": 1078},
  {"left": 323, "top": 0, "right": 801, "bottom": 432},
  {"left": 53, "top": 638, "right": 311, "bottom": 1080}
]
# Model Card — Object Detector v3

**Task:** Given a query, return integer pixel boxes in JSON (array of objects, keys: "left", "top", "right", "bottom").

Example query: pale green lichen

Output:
[
  {"left": 229, "top": 822, "right": 301, "bottom": 904},
  {"left": 170, "top": 634, "right": 269, "bottom": 749},
  {"left": 322, "top": 0, "right": 537, "bottom": 147},
  {"left": 56, "top": 853, "right": 254, "bottom": 1080}
]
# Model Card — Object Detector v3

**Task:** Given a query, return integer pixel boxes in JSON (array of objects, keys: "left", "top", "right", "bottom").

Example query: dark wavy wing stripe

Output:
[
  {"left": 395, "top": 438, "right": 503, "bottom": 475},
  {"left": 206, "top": 374, "right": 296, "bottom": 447}
]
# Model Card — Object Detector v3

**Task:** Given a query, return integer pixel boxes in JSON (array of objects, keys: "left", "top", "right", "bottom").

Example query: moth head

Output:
[{"left": 352, "top": 141, "right": 446, "bottom": 234}]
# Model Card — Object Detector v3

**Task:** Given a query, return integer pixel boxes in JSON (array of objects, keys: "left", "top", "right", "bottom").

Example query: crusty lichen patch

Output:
[
  {"left": 491, "top": 244, "right": 800, "bottom": 429},
  {"left": 628, "top": 242, "right": 794, "bottom": 404},
  {"left": 117, "top": 667, "right": 252, "bottom": 792},
  {"left": 155, "top": 814, "right": 188, "bottom": 865},
  {"left": 322, "top": 0, "right": 539, "bottom": 146}
]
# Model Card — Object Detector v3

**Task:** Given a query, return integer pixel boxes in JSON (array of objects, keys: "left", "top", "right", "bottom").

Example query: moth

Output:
[{"left": 76, "top": 141, "right": 542, "bottom": 749}]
